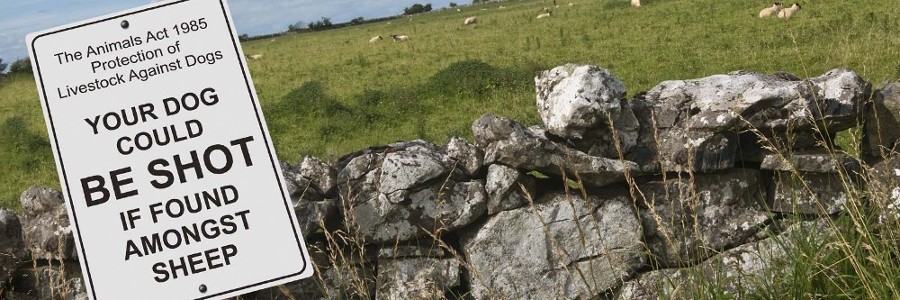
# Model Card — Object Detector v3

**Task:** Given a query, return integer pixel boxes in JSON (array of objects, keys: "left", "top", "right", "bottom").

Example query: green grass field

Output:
[{"left": 1, "top": 0, "right": 899, "bottom": 209}]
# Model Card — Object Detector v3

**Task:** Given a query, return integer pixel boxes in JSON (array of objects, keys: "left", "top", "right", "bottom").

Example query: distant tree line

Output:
[
  {"left": 0, "top": 57, "right": 31, "bottom": 75},
  {"left": 404, "top": 3, "right": 433, "bottom": 15}
]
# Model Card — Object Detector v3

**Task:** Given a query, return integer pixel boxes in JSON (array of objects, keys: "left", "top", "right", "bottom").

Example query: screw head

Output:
[
  {"left": 120, "top": 20, "right": 129, "bottom": 29},
  {"left": 198, "top": 284, "right": 207, "bottom": 293}
]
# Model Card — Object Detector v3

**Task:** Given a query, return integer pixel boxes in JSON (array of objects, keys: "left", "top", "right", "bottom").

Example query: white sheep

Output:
[
  {"left": 369, "top": 35, "right": 383, "bottom": 43},
  {"left": 391, "top": 34, "right": 410, "bottom": 42},
  {"left": 631, "top": 0, "right": 641, "bottom": 7},
  {"left": 248, "top": 54, "right": 263, "bottom": 60},
  {"left": 568, "top": 2, "right": 575, "bottom": 7},
  {"left": 456, "top": 8, "right": 461, "bottom": 12},
  {"left": 536, "top": 12, "right": 552, "bottom": 19},
  {"left": 777, "top": 3, "right": 801, "bottom": 19},
  {"left": 464, "top": 16, "right": 478, "bottom": 25},
  {"left": 758, "top": 2, "right": 782, "bottom": 18},
  {"left": 499, "top": 5, "right": 507, "bottom": 10}
]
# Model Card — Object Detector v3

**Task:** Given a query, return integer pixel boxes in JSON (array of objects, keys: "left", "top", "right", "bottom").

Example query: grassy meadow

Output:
[
  {"left": 4, "top": 1, "right": 900, "bottom": 299},
  {"left": 1, "top": 0, "right": 899, "bottom": 210}
]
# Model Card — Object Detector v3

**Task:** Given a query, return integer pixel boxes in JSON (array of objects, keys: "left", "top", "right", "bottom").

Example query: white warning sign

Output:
[{"left": 26, "top": 0, "right": 314, "bottom": 299}]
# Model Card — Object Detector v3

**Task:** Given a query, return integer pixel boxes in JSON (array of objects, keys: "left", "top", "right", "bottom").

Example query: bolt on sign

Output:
[{"left": 26, "top": 0, "right": 313, "bottom": 298}]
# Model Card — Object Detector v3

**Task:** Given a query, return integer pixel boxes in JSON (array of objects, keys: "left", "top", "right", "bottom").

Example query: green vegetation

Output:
[
  {"left": 1, "top": 0, "right": 898, "bottom": 210},
  {"left": 3, "top": 1, "right": 900, "bottom": 298}
]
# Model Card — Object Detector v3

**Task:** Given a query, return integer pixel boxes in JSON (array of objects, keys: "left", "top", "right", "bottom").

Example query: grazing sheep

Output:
[
  {"left": 369, "top": 35, "right": 383, "bottom": 43},
  {"left": 631, "top": 0, "right": 640, "bottom": 7},
  {"left": 568, "top": 2, "right": 575, "bottom": 6},
  {"left": 777, "top": 3, "right": 801, "bottom": 19},
  {"left": 457, "top": 8, "right": 461, "bottom": 12},
  {"left": 536, "top": 12, "right": 552, "bottom": 19},
  {"left": 248, "top": 54, "right": 263, "bottom": 60},
  {"left": 758, "top": 2, "right": 782, "bottom": 18},
  {"left": 390, "top": 34, "right": 410, "bottom": 42},
  {"left": 499, "top": 5, "right": 507, "bottom": 9},
  {"left": 464, "top": 16, "right": 478, "bottom": 25},
  {"left": 543, "top": 7, "right": 552, "bottom": 12}
]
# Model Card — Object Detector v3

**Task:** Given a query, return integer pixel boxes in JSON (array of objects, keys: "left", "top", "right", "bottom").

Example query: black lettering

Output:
[
  {"left": 153, "top": 262, "right": 169, "bottom": 283},
  {"left": 187, "top": 252, "right": 206, "bottom": 274},
  {"left": 230, "top": 136, "right": 254, "bottom": 167},
  {"left": 81, "top": 175, "right": 109, "bottom": 207},
  {"left": 148, "top": 159, "right": 173, "bottom": 189},
  {"left": 125, "top": 240, "right": 142, "bottom": 261},
  {"left": 110, "top": 167, "right": 138, "bottom": 199},
  {"left": 203, "top": 144, "right": 232, "bottom": 174},
  {"left": 174, "top": 150, "right": 204, "bottom": 183}
]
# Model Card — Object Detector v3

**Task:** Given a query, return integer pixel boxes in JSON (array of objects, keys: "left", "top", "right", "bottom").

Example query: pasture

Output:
[{"left": 1, "top": 0, "right": 899, "bottom": 209}]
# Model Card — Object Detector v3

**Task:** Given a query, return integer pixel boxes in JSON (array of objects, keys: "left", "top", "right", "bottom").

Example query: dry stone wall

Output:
[{"left": 3, "top": 63, "right": 899, "bottom": 299}]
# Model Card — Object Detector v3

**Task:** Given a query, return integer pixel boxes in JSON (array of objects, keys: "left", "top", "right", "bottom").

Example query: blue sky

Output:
[{"left": 0, "top": 0, "right": 454, "bottom": 62}]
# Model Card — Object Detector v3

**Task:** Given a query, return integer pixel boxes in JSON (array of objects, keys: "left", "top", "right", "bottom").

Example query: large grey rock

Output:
[
  {"left": 474, "top": 114, "right": 640, "bottom": 187},
  {"left": 445, "top": 136, "right": 484, "bottom": 176},
  {"left": 770, "top": 171, "right": 854, "bottom": 215},
  {"left": 293, "top": 198, "right": 338, "bottom": 236},
  {"left": 759, "top": 150, "right": 860, "bottom": 174},
  {"left": 618, "top": 220, "right": 831, "bottom": 300},
  {"left": 5, "top": 263, "right": 87, "bottom": 300},
  {"left": 336, "top": 141, "right": 486, "bottom": 243},
  {"left": 485, "top": 164, "right": 536, "bottom": 215},
  {"left": 1, "top": 209, "right": 28, "bottom": 284},
  {"left": 299, "top": 156, "right": 337, "bottom": 195},
  {"left": 462, "top": 191, "right": 645, "bottom": 299},
  {"left": 375, "top": 258, "right": 459, "bottom": 300},
  {"left": 535, "top": 64, "right": 627, "bottom": 139},
  {"left": 637, "top": 169, "right": 772, "bottom": 267},
  {"left": 19, "top": 186, "right": 77, "bottom": 261},
  {"left": 759, "top": 150, "right": 859, "bottom": 215},
  {"left": 630, "top": 69, "right": 869, "bottom": 173},
  {"left": 863, "top": 82, "right": 900, "bottom": 162},
  {"left": 870, "top": 154, "right": 900, "bottom": 223}
]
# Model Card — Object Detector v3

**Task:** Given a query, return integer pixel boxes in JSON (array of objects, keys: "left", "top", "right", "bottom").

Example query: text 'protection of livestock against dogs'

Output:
[{"left": 27, "top": 0, "right": 314, "bottom": 299}]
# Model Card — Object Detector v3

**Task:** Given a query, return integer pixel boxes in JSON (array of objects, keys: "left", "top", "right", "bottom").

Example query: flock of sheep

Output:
[
  {"left": 759, "top": 2, "right": 802, "bottom": 19},
  {"left": 367, "top": 1, "right": 590, "bottom": 44},
  {"left": 248, "top": 0, "right": 806, "bottom": 56}
]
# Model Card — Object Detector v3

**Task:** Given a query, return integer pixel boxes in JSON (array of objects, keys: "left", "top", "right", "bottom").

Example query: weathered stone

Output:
[
  {"left": 618, "top": 220, "right": 831, "bottom": 300},
  {"left": 471, "top": 114, "right": 531, "bottom": 148},
  {"left": 378, "top": 151, "right": 447, "bottom": 201},
  {"left": 462, "top": 191, "right": 644, "bottom": 299},
  {"left": 869, "top": 154, "right": 900, "bottom": 223},
  {"left": 6, "top": 263, "right": 87, "bottom": 300},
  {"left": 771, "top": 171, "right": 854, "bottom": 215},
  {"left": 577, "top": 101, "right": 640, "bottom": 158},
  {"left": 630, "top": 69, "right": 869, "bottom": 172},
  {"left": 535, "top": 64, "right": 627, "bottom": 139},
  {"left": 282, "top": 161, "right": 325, "bottom": 202},
  {"left": 863, "top": 82, "right": 900, "bottom": 162},
  {"left": 760, "top": 150, "right": 860, "bottom": 174},
  {"left": 293, "top": 198, "right": 338, "bottom": 236},
  {"left": 637, "top": 169, "right": 772, "bottom": 267},
  {"left": 19, "top": 186, "right": 77, "bottom": 261},
  {"left": 335, "top": 140, "right": 484, "bottom": 243},
  {"left": 345, "top": 175, "right": 487, "bottom": 243},
  {"left": 299, "top": 156, "right": 337, "bottom": 195},
  {"left": 445, "top": 136, "right": 484, "bottom": 176},
  {"left": 474, "top": 114, "right": 640, "bottom": 187},
  {"left": 375, "top": 256, "right": 459, "bottom": 300},
  {"left": 485, "top": 164, "right": 536, "bottom": 215},
  {"left": 1, "top": 209, "right": 28, "bottom": 285},
  {"left": 377, "top": 242, "right": 445, "bottom": 259}
]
